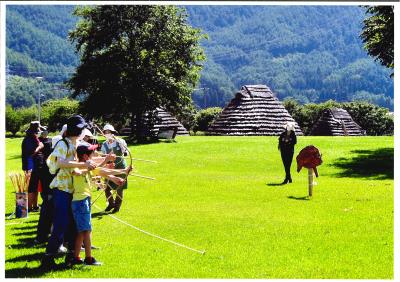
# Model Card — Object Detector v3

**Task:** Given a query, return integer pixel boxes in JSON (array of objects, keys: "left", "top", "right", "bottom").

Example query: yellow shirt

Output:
[
  {"left": 47, "top": 138, "right": 76, "bottom": 193},
  {"left": 72, "top": 169, "right": 100, "bottom": 201}
]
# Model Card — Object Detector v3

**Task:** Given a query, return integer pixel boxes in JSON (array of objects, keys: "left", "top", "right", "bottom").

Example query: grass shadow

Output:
[
  {"left": 330, "top": 148, "right": 393, "bottom": 180},
  {"left": 6, "top": 241, "right": 46, "bottom": 250},
  {"left": 15, "top": 237, "right": 38, "bottom": 245},
  {"left": 5, "top": 261, "right": 72, "bottom": 278},
  {"left": 7, "top": 154, "right": 22, "bottom": 160},
  {"left": 287, "top": 196, "right": 310, "bottom": 201},
  {"left": 6, "top": 252, "right": 46, "bottom": 264},
  {"left": 9, "top": 225, "right": 37, "bottom": 231},
  {"left": 266, "top": 182, "right": 285, "bottom": 186},
  {"left": 13, "top": 230, "right": 37, "bottom": 237},
  {"left": 92, "top": 211, "right": 106, "bottom": 219}
]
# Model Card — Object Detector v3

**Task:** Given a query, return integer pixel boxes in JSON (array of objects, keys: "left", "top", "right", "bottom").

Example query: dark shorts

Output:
[
  {"left": 71, "top": 197, "right": 92, "bottom": 232},
  {"left": 28, "top": 170, "right": 39, "bottom": 193}
]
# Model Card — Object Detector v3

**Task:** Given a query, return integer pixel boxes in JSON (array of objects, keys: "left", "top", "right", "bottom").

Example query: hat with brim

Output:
[
  {"left": 25, "top": 121, "right": 45, "bottom": 134},
  {"left": 40, "top": 126, "right": 49, "bottom": 135},
  {"left": 103, "top": 124, "right": 118, "bottom": 134},
  {"left": 67, "top": 115, "right": 87, "bottom": 130},
  {"left": 79, "top": 128, "right": 94, "bottom": 140}
]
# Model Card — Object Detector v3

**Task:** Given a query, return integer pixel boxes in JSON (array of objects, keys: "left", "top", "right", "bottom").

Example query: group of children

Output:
[{"left": 41, "top": 115, "right": 131, "bottom": 268}]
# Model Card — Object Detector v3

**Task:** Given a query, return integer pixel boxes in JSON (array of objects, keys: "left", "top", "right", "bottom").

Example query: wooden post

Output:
[{"left": 308, "top": 168, "right": 313, "bottom": 197}]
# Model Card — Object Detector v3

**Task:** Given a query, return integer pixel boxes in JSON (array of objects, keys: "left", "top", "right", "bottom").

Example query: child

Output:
[
  {"left": 42, "top": 115, "right": 97, "bottom": 269},
  {"left": 71, "top": 143, "right": 131, "bottom": 266}
]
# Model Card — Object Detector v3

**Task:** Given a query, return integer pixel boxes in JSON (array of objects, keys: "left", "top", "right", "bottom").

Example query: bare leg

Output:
[
  {"left": 74, "top": 232, "right": 84, "bottom": 258},
  {"left": 83, "top": 231, "right": 92, "bottom": 259}
]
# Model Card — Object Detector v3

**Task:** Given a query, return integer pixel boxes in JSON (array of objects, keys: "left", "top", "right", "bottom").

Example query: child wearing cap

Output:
[
  {"left": 42, "top": 115, "right": 98, "bottom": 268},
  {"left": 71, "top": 143, "right": 132, "bottom": 266}
]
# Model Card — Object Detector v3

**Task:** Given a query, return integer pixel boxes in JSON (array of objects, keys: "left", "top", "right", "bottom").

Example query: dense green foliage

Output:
[
  {"left": 193, "top": 107, "right": 222, "bottom": 133},
  {"left": 6, "top": 5, "right": 393, "bottom": 110},
  {"left": 6, "top": 5, "right": 77, "bottom": 81},
  {"left": 5, "top": 105, "right": 24, "bottom": 136},
  {"left": 283, "top": 99, "right": 393, "bottom": 136},
  {"left": 5, "top": 105, "right": 37, "bottom": 136},
  {"left": 5, "top": 136, "right": 393, "bottom": 278},
  {"left": 68, "top": 6, "right": 205, "bottom": 138},
  {"left": 5, "top": 99, "right": 79, "bottom": 135},
  {"left": 186, "top": 6, "right": 393, "bottom": 109},
  {"left": 39, "top": 98, "right": 80, "bottom": 132},
  {"left": 361, "top": 6, "right": 394, "bottom": 71}
]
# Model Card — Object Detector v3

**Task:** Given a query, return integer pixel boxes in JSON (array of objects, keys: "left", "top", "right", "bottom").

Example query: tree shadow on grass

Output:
[{"left": 330, "top": 148, "right": 393, "bottom": 180}]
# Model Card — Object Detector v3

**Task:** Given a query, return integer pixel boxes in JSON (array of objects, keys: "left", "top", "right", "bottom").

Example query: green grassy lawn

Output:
[{"left": 4, "top": 136, "right": 393, "bottom": 278}]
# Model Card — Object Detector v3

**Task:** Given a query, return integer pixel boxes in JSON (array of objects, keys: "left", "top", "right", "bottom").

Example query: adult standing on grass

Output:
[
  {"left": 41, "top": 115, "right": 98, "bottom": 269},
  {"left": 278, "top": 122, "right": 297, "bottom": 184},
  {"left": 101, "top": 124, "right": 128, "bottom": 213},
  {"left": 35, "top": 128, "right": 55, "bottom": 243},
  {"left": 21, "top": 121, "right": 44, "bottom": 212}
]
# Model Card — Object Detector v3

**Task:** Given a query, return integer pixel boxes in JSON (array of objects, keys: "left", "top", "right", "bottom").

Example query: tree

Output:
[
  {"left": 361, "top": 6, "right": 394, "bottom": 73},
  {"left": 193, "top": 107, "right": 222, "bottom": 133},
  {"left": 283, "top": 99, "right": 393, "bottom": 136},
  {"left": 68, "top": 6, "right": 206, "bottom": 139},
  {"left": 6, "top": 105, "right": 23, "bottom": 136},
  {"left": 40, "top": 98, "right": 80, "bottom": 132}
]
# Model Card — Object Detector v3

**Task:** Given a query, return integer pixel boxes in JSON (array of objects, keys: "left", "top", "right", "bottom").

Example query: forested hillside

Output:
[{"left": 6, "top": 5, "right": 394, "bottom": 110}]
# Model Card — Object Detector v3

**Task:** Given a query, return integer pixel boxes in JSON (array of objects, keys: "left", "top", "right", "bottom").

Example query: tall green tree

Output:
[
  {"left": 6, "top": 105, "right": 23, "bottom": 136},
  {"left": 68, "top": 5, "right": 206, "bottom": 138},
  {"left": 361, "top": 6, "right": 394, "bottom": 72}
]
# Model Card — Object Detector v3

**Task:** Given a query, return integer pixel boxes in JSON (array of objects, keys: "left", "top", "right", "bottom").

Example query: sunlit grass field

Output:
[{"left": 4, "top": 136, "right": 393, "bottom": 278}]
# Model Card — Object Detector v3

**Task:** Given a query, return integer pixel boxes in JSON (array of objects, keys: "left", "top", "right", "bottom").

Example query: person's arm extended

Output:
[
  {"left": 57, "top": 158, "right": 96, "bottom": 170},
  {"left": 96, "top": 165, "right": 132, "bottom": 177},
  {"left": 92, "top": 154, "right": 116, "bottom": 167},
  {"left": 105, "top": 175, "right": 125, "bottom": 186}
]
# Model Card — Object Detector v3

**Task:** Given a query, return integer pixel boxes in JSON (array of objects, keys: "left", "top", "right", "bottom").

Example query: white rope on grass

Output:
[{"left": 92, "top": 203, "right": 205, "bottom": 255}]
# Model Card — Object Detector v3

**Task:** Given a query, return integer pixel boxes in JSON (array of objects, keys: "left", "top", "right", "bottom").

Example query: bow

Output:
[
  {"left": 87, "top": 121, "right": 155, "bottom": 207},
  {"left": 88, "top": 122, "right": 131, "bottom": 205}
]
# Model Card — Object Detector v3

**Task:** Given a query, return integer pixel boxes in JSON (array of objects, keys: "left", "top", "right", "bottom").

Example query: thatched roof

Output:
[
  {"left": 309, "top": 108, "right": 365, "bottom": 136},
  {"left": 126, "top": 108, "right": 189, "bottom": 136},
  {"left": 207, "top": 85, "right": 303, "bottom": 136},
  {"left": 151, "top": 108, "right": 189, "bottom": 135}
]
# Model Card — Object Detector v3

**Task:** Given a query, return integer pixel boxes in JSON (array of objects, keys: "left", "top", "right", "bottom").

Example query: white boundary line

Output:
[{"left": 92, "top": 203, "right": 206, "bottom": 255}]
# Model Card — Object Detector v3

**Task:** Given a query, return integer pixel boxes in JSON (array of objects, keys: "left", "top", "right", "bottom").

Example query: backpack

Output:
[{"left": 46, "top": 138, "right": 70, "bottom": 176}]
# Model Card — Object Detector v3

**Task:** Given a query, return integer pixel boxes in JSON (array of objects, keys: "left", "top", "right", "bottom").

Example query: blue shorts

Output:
[{"left": 71, "top": 197, "right": 92, "bottom": 232}]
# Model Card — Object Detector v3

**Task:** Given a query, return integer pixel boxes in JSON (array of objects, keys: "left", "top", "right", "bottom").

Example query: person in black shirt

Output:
[
  {"left": 22, "top": 121, "right": 44, "bottom": 211},
  {"left": 278, "top": 122, "right": 297, "bottom": 184},
  {"left": 36, "top": 128, "right": 55, "bottom": 243}
]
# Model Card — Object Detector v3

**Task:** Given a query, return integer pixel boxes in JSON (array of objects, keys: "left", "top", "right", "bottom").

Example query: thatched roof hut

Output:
[
  {"left": 309, "top": 108, "right": 365, "bottom": 136},
  {"left": 207, "top": 85, "right": 303, "bottom": 136},
  {"left": 124, "top": 108, "right": 189, "bottom": 137},
  {"left": 151, "top": 108, "right": 189, "bottom": 136}
]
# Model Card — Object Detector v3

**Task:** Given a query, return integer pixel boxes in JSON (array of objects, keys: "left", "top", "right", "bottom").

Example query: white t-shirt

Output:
[{"left": 52, "top": 135, "right": 63, "bottom": 148}]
